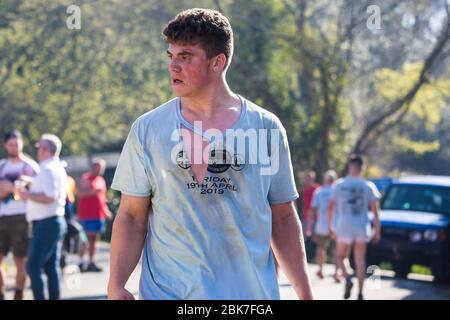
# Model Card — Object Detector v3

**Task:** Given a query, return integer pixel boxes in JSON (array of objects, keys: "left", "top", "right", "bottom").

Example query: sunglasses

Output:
[{"left": 34, "top": 142, "right": 48, "bottom": 150}]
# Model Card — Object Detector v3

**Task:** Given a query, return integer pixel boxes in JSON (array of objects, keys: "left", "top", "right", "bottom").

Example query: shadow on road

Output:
[{"left": 390, "top": 277, "right": 450, "bottom": 300}]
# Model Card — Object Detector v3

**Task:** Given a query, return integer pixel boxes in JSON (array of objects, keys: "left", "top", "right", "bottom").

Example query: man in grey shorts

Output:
[
  {"left": 0, "top": 130, "right": 39, "bottom": 300},
  {"left": 307, "top": 170, "right": 340, "bottom": 282},
  {"left": 328, "top": 155, "right": 381, "bottom": 300}
]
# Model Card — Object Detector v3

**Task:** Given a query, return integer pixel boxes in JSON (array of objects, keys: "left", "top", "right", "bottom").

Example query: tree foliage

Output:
[{"left": 1, "top": 0, "right": 449, "bottom": 178}]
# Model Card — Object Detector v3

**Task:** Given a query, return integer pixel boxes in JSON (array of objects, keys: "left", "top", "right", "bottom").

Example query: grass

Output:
[
  {"left": 379, "top": 262, "right": 393, "bottom": 271},
  {"left": 411, "top": 264, "right": 432, "bottom": 276},
  {"left": 376, "top": 262, "right": 432, "bottom": 276}
]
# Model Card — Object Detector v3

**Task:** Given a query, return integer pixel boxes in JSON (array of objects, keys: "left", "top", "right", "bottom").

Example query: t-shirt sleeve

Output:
[
  {"left": 111, "top": 123, "right": 152, "bottom": 197},
  {"left": 331, "top": 182, "right": 339, "bottom": 202},
  {"left": 367, "top": 181, "right": 381, "bottom": 202},
  {"left": 267, "top": 118, "right": 299, "bottom": 204},
  {"left": 24, "top": 159, "right": 39, "bottom": 177},
  {"left": 311, "top": 189, "right": 320, "bottom": 209},
  {"left": 0, "top": 159, "right": 6, "bottom": 178}
]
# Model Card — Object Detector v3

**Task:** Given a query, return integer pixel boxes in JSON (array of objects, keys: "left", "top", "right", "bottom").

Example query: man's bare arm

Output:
[
  {"left": 77, "top": 189, "right": 101, "bottom": 198},
  {"left": 108, "top": 194, "right": 150, "bottom": 300},
  {"left": 76, "top": 178, "right": 101, "bottom": 198},
  {"left": 271, "top": 201, "right": 314, "bottom": 300},
  {"left": 327, "top": 199, "right": 336, "bottom": 238},
  {"left": 306, "top": 207, "right": 317, "bottom": 237},
  {"left": 371, "top": 200, "right": 381, "bottom": 243},
  {"left": 0, "top": 180, "right": 14, "bottom": 197},
  {"left": 19, "top": 191, "right": 54, "bottom": 203}
]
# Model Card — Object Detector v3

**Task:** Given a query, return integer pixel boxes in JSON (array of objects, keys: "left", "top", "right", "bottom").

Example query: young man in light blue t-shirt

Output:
[{"left": 107, "top": 8, "right": 313, "bottom": 300}]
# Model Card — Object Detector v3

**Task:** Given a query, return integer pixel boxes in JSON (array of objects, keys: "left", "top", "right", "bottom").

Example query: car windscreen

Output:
[{"left": 381, "top": 184, "right": 450, "bottom": 216}]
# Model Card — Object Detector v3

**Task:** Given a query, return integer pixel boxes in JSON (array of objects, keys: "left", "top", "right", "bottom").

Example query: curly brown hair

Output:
[
  {"left": 162, "top": 8, "right": 234, "bottom": 68},
  {"left": 349, "top": 154, "right": 364, "bottom": 167}
]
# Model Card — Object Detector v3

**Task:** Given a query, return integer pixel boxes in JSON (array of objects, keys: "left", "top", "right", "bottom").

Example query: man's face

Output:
[
  {"left": 348, "top": 163, "right": 362, "bottom": 176},
  {"left": 324, "top": 175, "right": 334, "bottom": 185},
  {"left": 4, "top": 138, "right": 22, "bottom": 158},
  {"left": 37, "top": 140, "right": 51, "bottom": 162},
  {"left": 304, "top": 174, "right": 315, "bottom": 187},
  {"left": 92, "top": 162, "right": 105, "bottom": 176},
  {"left": 167, "top": 43, "right": 216, "bottom": 98}
]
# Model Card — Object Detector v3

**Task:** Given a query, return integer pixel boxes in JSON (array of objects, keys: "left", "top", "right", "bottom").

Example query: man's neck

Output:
[
  {"left": 180, "top": 78, "right": 239, "bottom": 119},
  {"left": 8, "top": 155, "right": 23, "bottom": 164}
]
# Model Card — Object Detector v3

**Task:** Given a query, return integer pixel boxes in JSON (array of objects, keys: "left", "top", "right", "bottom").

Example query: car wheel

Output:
[
  {"left": 431, "top": 257, "right": 450, "bottom": 286},
  {"left": 393, "top": 261, "right": 411, "bottom": 279},
  {"left": 366, "top": 249, "right": 380, "bottom": 267}
]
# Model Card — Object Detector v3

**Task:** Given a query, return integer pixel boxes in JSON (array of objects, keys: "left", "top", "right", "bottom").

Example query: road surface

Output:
[{"left": 2, "top": 242, "right": 450, "bottom": 300}]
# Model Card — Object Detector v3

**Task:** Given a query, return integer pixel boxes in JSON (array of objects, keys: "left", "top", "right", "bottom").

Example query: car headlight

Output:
[
  {"left": 409, "top": 230, "right": 422, "bottom": 242},
  {"left": 423, "top": 229, "right": 438, "bottom": 242}
]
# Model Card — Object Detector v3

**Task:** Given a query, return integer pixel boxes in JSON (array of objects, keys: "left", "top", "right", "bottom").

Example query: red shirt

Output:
[
  {"left": 77, "top": 173, "right": 108, "bottom": 220},
  {"left": 301, "top": 183, "right": 320, "bottom": 222}
]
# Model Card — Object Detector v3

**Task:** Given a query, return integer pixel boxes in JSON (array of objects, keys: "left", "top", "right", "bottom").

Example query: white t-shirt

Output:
[
  {"left": 26, "top": 157, "right": 67, "bottom": 222},
  {"left": 311, "top": 185, "right": 335, "bottom": 235},
  {"left": 0, "top": 157, "right": 39, "bottom": 216},
  {"left": 331, "top": 176, "right": 381, "bottom": 238}
]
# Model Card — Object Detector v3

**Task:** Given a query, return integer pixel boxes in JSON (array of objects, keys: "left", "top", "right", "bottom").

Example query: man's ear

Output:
[{"left": 213, "top": 53, "right": 227, "bottom": 72}]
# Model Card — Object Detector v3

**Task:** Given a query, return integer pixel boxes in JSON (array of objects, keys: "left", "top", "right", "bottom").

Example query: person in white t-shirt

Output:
[
  {"left": 18, "top": 134, "right": 67, "bottom": 300},
  {"left": 0, "top": 130, "right": 39, "bottom": 300},
  {"left": 307, "top": 170, "right": 341, "bottom": 282},
  {"left": 328, "top": 155, "right": 381, "bottom": 300}
]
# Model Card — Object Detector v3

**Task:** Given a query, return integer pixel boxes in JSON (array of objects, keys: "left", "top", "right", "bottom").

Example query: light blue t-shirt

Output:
[
  {"left": 331, "top": 176, "right": 381, "bottom": 239},
  {"left": 111, "top": 96, "right": 299, "bottom": 300},
  {"left": 311, "top": 185, "right": 335, "bottom": 236}
]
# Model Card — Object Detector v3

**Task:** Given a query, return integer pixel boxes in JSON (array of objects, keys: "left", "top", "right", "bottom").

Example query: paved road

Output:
[{"left": 2, "top": 242, "right": 450, "bottom": 300}]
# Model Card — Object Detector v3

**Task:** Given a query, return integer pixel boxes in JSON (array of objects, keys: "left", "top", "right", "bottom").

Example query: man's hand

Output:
[
  {"left": 328, "top": 227, "right": 336, "bottom": 240},
  {"left": 108, "top": 285, "right": 135, "bottom": 300},
  {"left": 76, "top": 178, "right": 101, "bottom": 198},
  {"left": 18, "top": 175, "right": 33, "bottom": 186},
  {"left": 271, "top": 201, "right": 314, "bottom": 300},
  {"left": 305, "top": 227, "right": 313, "bottom": 238},
  {"left": 371, "top": 227, "right": 381, "bottom": 244},
  {"left": 105, "top": 208, "right": 114, "bottom": 221},
  {"left": 18, "top": 191, "right": 30, "bottom": 200}
]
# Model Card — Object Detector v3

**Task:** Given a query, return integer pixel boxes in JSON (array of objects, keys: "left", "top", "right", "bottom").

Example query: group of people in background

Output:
[
  {"left": 0, "top": 129, "right": 381, "bottom": 300},
  {"left": 301, "top": 155, "right": 382, "bottom": 300},
  {"left": 0, "top": 130, "right": 111, "bottom": 300}
]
